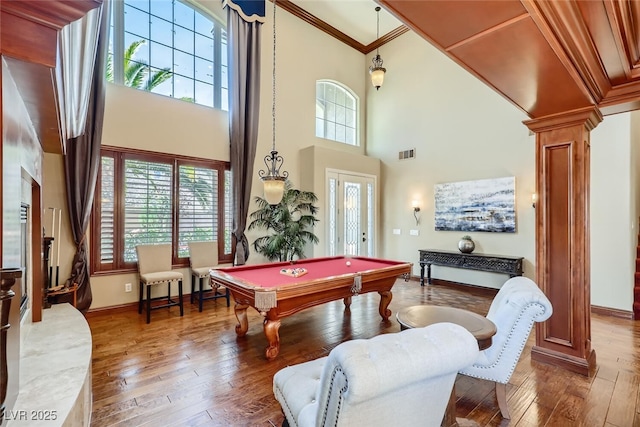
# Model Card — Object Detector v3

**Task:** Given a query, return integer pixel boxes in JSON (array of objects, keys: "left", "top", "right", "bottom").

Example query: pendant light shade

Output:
[{"left": 261, "top": 151, "right": 287, "bottom": 205}]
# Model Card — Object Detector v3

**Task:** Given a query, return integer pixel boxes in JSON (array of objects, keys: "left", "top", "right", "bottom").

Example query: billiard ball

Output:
[{"left": 346, "top": 261, "right": 351, "bottom": 266}]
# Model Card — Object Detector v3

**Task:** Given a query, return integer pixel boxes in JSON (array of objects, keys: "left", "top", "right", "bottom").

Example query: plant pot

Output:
[{"left": 458, "top": 238, "right": 475, "bottom": 254}]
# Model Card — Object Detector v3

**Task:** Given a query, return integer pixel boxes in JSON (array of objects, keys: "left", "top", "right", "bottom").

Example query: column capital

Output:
[{"left": 523, "top": 106, "right": 603, "bottom": 133}]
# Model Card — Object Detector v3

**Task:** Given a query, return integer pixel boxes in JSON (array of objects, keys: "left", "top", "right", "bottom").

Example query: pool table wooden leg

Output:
[
  {"left": 343, "top": 296, "right": 352, "bottom": 309},
  {"left": 234, "top": 303, "right": 249, "bottom": 337},
  {"left": 264, "top": 318, "right": 281, "bottom": 360},
  {"left": 378, "top": 290, "right": 392, "bottom": 320}
]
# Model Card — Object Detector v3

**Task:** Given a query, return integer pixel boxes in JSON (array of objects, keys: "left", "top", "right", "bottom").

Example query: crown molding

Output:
[
  {"left": 274, "top": 0, "right": 408, "bottom": 54},
  {"left": 364, "top": 26, "right": 410, "bottom": 54}
]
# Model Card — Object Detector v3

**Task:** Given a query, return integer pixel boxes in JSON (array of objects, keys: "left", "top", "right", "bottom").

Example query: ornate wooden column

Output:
[{"left": 524, "top": 107, "right": 601, "bottom": 376}]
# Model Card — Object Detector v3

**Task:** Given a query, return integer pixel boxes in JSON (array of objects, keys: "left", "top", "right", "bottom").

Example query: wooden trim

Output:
[
  {"left": 31, "top": 182, "right": 43, "bottom": 323},
  {"left": 0, "top": 0, "right": 102, "bottom": 30},
  {"left": 85, "top": 293, "right": 191, "bottom": 317},
  {"left": 531, "top": 345, "right": 597, "bottom": 376},
  {"left": 363, "top": 26, "right": 410, "bottom": 54},
  {"left": 603, "top": 0, "right": 640, "bottom": 79},
  {"left": 428, "top": 278, "right": 500, "bottom": 296},
  {"left": 274, "top": 0, "right": 407, "bottom": 54},
  {"left": 426, "top": 279, "right": 630, "bottom": 321},
  {"left": 522, "top": 0, "right": 606, "bottom": 104},
  {"left": 101, "top": 145, "right": 229, "bottom": 169},
  {"left": 90, "top": 146, "right": 232, "bottom": 275},
  {"left": 0, "top": 10, "right": 58, "bottom": 67},
  {"left": 523, "top": 106, "right": 603, "bottom": 133},
  {"left": 275, "top": 0, "right": 366, "bottom": 52},
  {"left": 527, "top": 0, "right": 610, "bottom": 103},
  {"left": 591, "top": 305, "right": 634, "bottom": 319}
]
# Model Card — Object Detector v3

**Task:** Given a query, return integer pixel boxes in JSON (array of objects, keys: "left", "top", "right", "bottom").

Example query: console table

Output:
[{"left": 419, "top": 249, "right": 523, "bottom": 285}]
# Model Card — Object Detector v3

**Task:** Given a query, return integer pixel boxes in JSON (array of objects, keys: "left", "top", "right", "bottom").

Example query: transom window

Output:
[
  {"left": 109, "top": 0, "right": 228, "bottom": 110},
  {"left": 315, "top": 80, "right": 359, "bottom": 146},
  {"left": 91, "top": 147, "right": 233, "bottom": 274}
]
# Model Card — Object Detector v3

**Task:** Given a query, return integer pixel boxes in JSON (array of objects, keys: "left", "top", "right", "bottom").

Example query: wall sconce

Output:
[
  {"left": 532, "top": 193, "right": 538, "bottom": 209},
  {"left": 412, "top": 200, "right": 421, "bottom": 225}
]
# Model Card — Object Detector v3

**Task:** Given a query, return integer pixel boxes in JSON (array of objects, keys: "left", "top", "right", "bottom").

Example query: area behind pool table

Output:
[{"left": 209, "top": 256, "right": 412, "bottom": 360}]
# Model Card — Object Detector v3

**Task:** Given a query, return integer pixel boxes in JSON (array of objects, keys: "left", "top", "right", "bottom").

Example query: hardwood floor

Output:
[{"left": 88, "top": 279, "right": 640, "bottom": 426}]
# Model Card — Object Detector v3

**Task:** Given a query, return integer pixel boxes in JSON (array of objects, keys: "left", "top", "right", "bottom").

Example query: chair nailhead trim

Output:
[
  {"left": 471, "top": 302, "right": 546, "bottom": 382},
  {"left": 321, "top": 366, "right": 348, "bottom": 427}
]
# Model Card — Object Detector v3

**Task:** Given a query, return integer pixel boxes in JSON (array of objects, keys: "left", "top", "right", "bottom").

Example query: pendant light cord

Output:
[
  {"left": 376, "top": 7, "right": 380, "bottom": 56},
  {"left": 272, "top": 0, "right": 277, "bottom": 153}
]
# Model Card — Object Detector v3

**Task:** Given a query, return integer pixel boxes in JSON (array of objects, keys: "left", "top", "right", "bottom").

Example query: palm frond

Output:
[
  {"left": 125, "top": 62, "right": 147, "bottom": 89},
  {"left": 248, "top": 181, "right": 319, "bottom": 261},
  {"left": 123, "top": 40, "right": 146, "bottom": 69},
  {"left": 144, "top": 68, "right": 172, "bottom": 91}
]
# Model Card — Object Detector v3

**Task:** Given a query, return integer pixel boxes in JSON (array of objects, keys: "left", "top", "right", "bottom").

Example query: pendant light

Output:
[
  {"left": 259, "top": 0, "right": 288, "bottom": 205},
  {"left": 369, "top": 6, "right": 386, "bottom": 90}
]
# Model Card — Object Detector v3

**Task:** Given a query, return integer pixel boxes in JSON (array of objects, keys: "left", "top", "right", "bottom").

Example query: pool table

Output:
[{"left": 209, "top": 256, "right": 412, "bottom": 360}]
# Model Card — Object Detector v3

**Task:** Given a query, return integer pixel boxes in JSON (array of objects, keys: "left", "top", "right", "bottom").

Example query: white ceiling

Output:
[{"left": 288, "top": 0, "right": 404, "bottom": 45}]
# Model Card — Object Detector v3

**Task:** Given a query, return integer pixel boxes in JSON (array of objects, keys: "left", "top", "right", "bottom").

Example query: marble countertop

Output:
[{"left": 7, "top": 304, "right": 92, "bottom": 426}]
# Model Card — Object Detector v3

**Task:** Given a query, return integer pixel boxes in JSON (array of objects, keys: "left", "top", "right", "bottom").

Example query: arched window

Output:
[
  {"left": 316, "top": 80, "right": 359, "bottom": 146},
  {"left": 108, "top": 0, "right": 228, "bottom": 110}
]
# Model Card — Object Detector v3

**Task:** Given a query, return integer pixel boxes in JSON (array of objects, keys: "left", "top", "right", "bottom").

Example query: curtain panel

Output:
[
  {"left": 58, "top": 5, "right": 102, "bottom": 140},
  {"left": 224, "top": 0, "right": 265, "bottom": 265},
  {"left": 63, "top": 0, "right": 111, "bottom": 312}
]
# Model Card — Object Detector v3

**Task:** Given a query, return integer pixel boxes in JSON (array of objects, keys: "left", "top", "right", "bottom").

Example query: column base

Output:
[{"left": 531, "top": 345, "right": 596, "bottom": 377}]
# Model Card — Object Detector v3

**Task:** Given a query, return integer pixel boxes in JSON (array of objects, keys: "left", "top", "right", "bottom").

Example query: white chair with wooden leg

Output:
[
  {"left": 273, "top": 322, "right": 479, "bottom": 427},
  {"left": 458, "top": 276, "right": 553, "bottom": 419},
  {"left": 188, "top": 241, "right": 230, "bottom": 312},
  {"left": 136, "top": 244, "right": 184, "bottom": 324}
]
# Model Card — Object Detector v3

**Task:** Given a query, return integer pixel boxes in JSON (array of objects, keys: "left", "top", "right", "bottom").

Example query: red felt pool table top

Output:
[{"left": 210, "top": 256, "right": 410, "bottom": 289}]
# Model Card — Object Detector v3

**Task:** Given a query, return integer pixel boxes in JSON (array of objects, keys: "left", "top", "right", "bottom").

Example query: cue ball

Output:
[{"left": 346, "top": 261, "right": 351, "bottom": 266}]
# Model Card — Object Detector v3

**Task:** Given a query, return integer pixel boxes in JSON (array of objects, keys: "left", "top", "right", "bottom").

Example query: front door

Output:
[{"left": 326, "top": 171, "right": 376, "bottom": 257}]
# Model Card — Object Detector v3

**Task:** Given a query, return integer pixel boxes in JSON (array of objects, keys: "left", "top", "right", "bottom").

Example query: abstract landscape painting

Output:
[{"left": 434, "top": 177, "right": 516, "bottom": 232}]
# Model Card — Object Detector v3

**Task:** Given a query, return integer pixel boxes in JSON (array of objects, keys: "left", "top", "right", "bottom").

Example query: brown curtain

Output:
[
  {"left": 62, "top": 0, "right": 110, "bottom": 312},
  {"left": 226, "top": 3, "right": 263, "bottom": 265}
]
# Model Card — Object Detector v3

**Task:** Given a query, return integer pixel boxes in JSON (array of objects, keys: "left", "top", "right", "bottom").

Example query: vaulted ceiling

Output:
[
  {"left": 378, "top": 0, "right": 640, "bottom": 119},
  {"left": 6, "top": 0, "right": 640, "bottom": 155}
]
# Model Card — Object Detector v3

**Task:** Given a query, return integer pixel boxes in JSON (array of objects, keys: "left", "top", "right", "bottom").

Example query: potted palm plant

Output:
[{"left": 248, "top": 182, "right": 319, "bottom": 262}]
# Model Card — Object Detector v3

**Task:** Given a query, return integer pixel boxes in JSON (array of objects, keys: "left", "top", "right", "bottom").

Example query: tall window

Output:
[
  {"left": 315, "top": 80, "right": 359, "bottom": 146},
  {"left": 91, "top": 147, "right": 232, "bottom": 274},
  {"left": 109, "top": 0, "right": 228, "bottom": 110}
]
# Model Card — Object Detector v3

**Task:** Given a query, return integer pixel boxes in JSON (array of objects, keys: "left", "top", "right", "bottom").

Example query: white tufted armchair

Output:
[
  {"left": 459, "top": 276, "right": 553, "bottom": 419},
  {"left": 273, "top": 322, "right": 479, "bottom": 427}
]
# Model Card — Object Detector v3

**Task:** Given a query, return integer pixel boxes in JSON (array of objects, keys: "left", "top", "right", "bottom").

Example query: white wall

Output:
[
  {"left": 590, "top": 113, "right": 635, "bottom": 311},
  {"left": 366, "top": 31, "right": 535, "bottom": 288}
]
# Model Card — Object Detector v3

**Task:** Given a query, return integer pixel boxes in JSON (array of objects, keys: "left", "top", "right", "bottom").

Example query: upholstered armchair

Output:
[
  {"left": 273, "top": 322, "right": 479, "bottom": 427},
  {"left": 459, "top": 276, "right": 553, "bottom": 419}
]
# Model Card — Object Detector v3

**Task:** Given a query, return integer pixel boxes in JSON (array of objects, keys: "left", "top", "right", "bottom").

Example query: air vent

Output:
[{"left": 398, "top": 148, "right": 416, "bottom": 160}]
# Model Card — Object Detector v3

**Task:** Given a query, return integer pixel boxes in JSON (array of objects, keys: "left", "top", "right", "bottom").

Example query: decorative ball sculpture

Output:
[{"left": 458, "top": 235, "right": 475, "bottom": 253}]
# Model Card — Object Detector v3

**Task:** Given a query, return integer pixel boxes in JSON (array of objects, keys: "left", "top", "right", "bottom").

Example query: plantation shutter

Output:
[
  {"left": 124, "top": 159, "right": 173, "bottom": 262},
  {"left": 99, "top": 156, "right": 115, "bottom": 265},
  {"left": 177, "top": 165, "right": 218, "bottom": 258},
  {"left": 223, "top": 169, "right": 233, "bottom": 255}
]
